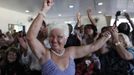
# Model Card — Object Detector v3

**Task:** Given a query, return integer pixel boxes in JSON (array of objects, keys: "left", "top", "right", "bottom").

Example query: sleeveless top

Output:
[{"left": 41, "top": 58, "right": 75, "bottom": 75}]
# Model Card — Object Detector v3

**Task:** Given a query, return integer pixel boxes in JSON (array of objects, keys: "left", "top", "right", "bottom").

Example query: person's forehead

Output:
[
  {"left": 8, "top": 51, "right": 16, "bottom": 55},
  {"left": 86, "top": 26, "right": 92, "bottom": 29},
  {"left": 119, "top": 35, "right": 124, "bottom": 39},
  {"left": 51, "top": 28, "right": 64, "bottom": 34}
]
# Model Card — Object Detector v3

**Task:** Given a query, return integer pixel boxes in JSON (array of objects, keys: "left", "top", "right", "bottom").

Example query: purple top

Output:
[{"left": 41, "top": 58, "right": 75, "bottom": 75}]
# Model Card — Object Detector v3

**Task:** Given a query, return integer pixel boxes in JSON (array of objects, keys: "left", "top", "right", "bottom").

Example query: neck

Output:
[{"left": 51, "top": 48, "right": 65, "bottom": 56}]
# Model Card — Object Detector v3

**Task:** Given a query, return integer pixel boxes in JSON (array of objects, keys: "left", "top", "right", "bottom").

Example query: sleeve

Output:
[{"left": 127, "top": 47, "right": 134, "bottom": 59}]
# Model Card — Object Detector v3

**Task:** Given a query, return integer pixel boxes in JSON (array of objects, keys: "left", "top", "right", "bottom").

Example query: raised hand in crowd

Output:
[
  {"left": 75, "top": 12, "right": 82, "bottom": 28},
  {"left": 41, "top": 0, "right": 54, "bottom": 14},
  {"left": 87, "top": 8, "right": 96, "bottom": 26}
]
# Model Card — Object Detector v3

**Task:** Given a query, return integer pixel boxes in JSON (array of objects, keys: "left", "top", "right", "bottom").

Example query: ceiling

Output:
[{"left": 0, "top": 0, "right": 134, "bottom": 18}]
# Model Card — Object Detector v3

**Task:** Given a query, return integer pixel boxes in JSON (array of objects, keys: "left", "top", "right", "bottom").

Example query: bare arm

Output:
[
  {"left": 113, "top": 11, "right": 120, "bottom": 27},
  {"left": 17, "top": 36, "right": 28, "bottom": 50},
  {"left": 87, "top": 9, "right": 96, "bottom": 26},
  {"left": 69, "top": 31, "right": 111, "bottom": 59},
  {"left": 74, "top": 12, "right": 81, "bottom": 29},
  {"left": 27, "top": 14, "right": 46, "bottom": 60},
  {"left": 113, "top": 16, "right": 118, "bottom": 27},
  {"left": 27, "top": 0, "right": 53, "bottom": 60},
  {"left": 115, "top": 43, "right": 133, "bottom": 60},
  {"left": 111, "top": 27, "right": 133, "bottom": 60},
  {"left": 124, "top": 12, "right": 134, "bottom": 29}
]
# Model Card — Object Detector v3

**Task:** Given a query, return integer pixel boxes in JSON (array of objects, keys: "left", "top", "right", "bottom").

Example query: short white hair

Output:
[
  {"left": 47, "top": 23, "right": 69, "bottom": 38},
  {"left": 119, "top": 33, "right": 133, "bottom": 48}
]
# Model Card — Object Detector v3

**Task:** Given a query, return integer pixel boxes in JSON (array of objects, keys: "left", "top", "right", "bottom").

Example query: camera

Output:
[
  {"left": 115, "top": 11, "right": 121, "bottom": 16},
  {"left": 115, "top": 11, "right": 125, "bottom": 17}
]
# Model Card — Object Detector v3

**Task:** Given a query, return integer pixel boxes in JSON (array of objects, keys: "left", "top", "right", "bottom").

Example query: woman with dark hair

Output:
[
  {"left": 83, "top": 24, "right": 98, "bottom": 45},
  {"left": 117, "top": 12, "right": 134, "bottom": 46},
  {"left": 75, "top": 9, "right": 100, "bottom": 75},
  {"left": 64, "top": 24, "right": 81, "bottom": 48},
  {"left": 1, "top": 47, "right": 25, "bottom": 75},
  {"left": 84, "top": 24, "right": 97, "bottom": 37},
  {"left": 118, "top": 22, "right": 130, "bottom": 36}
]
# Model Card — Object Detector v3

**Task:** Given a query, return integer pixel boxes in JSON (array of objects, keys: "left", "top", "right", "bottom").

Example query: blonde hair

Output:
[
  {"left": 47, "top": 23, "right": 69, "bottom": 38},
  {"left": 119, "top": 33, "right": 133, "bottom": 48}
]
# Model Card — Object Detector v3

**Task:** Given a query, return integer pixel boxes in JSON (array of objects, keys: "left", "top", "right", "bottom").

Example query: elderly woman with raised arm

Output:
[{"left": 26, "top": 0, "right": 111, "bottom": 75}]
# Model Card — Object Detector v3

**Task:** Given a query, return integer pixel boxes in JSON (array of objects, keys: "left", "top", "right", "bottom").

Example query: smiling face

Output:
[
  {"left": 7, "top": 51, "right": 17, "bottom": 63},
  {"left": 49, "top": 28, "right": 68, "bottom": 50},
  {"left": 84, "top": 27, "right": 94, "bottom": 36}
]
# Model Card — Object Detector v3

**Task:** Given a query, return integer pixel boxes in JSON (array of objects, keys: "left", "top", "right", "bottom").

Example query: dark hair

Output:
[
  {"left": 6, "top": 47, "right": 20, "bottom": 63},
  {"left": 67, "top": 24, "right": 73, "bottom": 35},
  {"left": 101, "top": 26, "right": 109, "bottom": 32},
  {"left": 117, "top": 22, "right": 130, "bottom": 36},
  {"left": 42, "top": 21, "right": 47, "bottom": 27},
  {"left": 84, "top": 24, "right": 97, "bottom": 37},
  {"left": 18, "top": 31, "right": 26, "bottom": 37}
]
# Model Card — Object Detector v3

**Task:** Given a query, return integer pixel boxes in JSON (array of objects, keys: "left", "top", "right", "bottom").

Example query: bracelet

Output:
[
  {"left": 115, "top": 42, "right": 121, "bottom": 46},
  {"left": 39, "top": 11, "right": 46, "bottom": 17}
]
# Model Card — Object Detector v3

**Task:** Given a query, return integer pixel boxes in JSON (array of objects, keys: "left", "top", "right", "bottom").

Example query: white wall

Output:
[
  {"left": 111, "top": 18, "right": 134, "bottom": 31},
  {"left": 0, "top": 7, "right": 111, "bottom": 33},
  {"left": 45, "top": 15, "right": 107, "bottom": 32},
  {"left": 111, "top": 18, "right": 134, "bottom": 26},
  {"left": 0, "top": 7, "right": 31, "bottom": 33}
]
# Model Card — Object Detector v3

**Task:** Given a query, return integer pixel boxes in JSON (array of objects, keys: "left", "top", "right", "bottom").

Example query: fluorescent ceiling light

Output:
[
  {"left": 98, "top": 11, "right": 102, "bottom": 13},
  {"left": 58, "top": 14, "right": 62, "bottom": 16},
  {"left": 123, "top": 9, "right": 126, "bottom": 12},
  {"left": 69, "top": 5, "right": 74, "bottom": 8},
  {"left": 98, "top": 2, "right": 103, "bottom": 5},
  {"left": 25, "top": 10, "right": 30, "bottom": 13}
]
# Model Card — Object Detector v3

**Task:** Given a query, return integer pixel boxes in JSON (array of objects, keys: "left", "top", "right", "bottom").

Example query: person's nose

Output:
[{"left": 52, "top": 37, "right": 57, "bottom": 43}]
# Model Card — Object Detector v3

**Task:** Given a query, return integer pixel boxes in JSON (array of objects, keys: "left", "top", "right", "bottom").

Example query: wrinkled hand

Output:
[
  {"left": 109, "top": 26, "right": 119, "bottom": 43},
  {"left": 101, "top": 31, "right": 111, "bottom": 38},
  {"left": 87, "top": 8, "right": 92, "bottom": 15},
  {"left": 41, "top": 0, "right": 54, "bottom": 13}
]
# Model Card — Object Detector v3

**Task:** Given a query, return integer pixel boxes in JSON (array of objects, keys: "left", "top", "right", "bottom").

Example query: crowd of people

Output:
[{"left": 0, "top": 0, "right": 134, "bottom": 75}]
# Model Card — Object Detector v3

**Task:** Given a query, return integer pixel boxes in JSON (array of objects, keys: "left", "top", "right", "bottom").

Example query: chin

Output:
[
  {"left": 51, "top": 46, "right": 59, "bottom": 50},
  {"left": 8, "top": 60, "right": 15, "bottom": 63}
]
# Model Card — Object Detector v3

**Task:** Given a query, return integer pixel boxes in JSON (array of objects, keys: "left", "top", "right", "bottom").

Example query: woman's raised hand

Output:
[
  {"left": 87, "top": 8, "right": 92, "bottom": 15},
  {"left": 110, "top": 26, "right": 119, "bottom": 43},
  {"left": 76, "top": 12, "right": 81, "bottom": 22},
  {"left": 41, "top": 0, "right": 54, "bottom": 13}
]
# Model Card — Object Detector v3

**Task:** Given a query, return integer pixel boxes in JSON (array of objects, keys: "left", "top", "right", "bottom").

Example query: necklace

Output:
[{"left": 51, "top": 49, "right": 65, "bottom": 56}]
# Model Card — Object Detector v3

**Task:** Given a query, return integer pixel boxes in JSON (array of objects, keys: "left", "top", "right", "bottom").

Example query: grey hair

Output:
[
  {"left": 47, "top": 23, "right": 69, "bottom": 38},
  {"left": 119, "top": 33, "right": 133, "bottom": 48}
]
